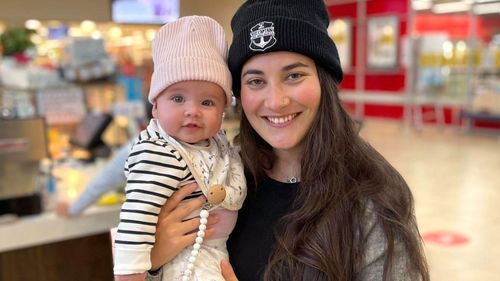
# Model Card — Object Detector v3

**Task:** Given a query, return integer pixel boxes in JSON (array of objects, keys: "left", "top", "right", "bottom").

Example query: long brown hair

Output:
[{"left": 235, "top": 64, "right": 429, "bottom": 281}]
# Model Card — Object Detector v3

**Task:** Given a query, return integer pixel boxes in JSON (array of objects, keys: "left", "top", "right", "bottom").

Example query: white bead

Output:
[
  {"left": 193, "top": 243, "right": 201, "bottom": 250},
  {"left": 189, "top": 256, "right": 196, "bottom": 263},
  {"left": 197, "top": 230, "right": 205, "bottom": 238},
  {"left": 195, "top": 237, "right": 203, "bottom": 244},
  {"left": 182, "top": 276, "right": 189, "bottom": 281},
  {"left": 187, "top": 263, "right": 194, "bottom": 270},
  {"left": 191, "top": 249, "right": 199, "bottom": 256},
  {"left": 185, "top": 269, "right": 192, "bottom": 276},
  {"left": 198, "top": 224, "right": 207, "bottom": 231},
  {"left": 200, "top": 210, "right": 209, "bottom": 218},
  {"left": 200, "top": 218, "right": 208, "bottom": 225}
]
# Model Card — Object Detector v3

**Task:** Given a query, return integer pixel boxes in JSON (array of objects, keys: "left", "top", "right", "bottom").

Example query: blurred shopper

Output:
[
  {"left": 55, "top": 142, "right": 130, "bottom": 216},
  {"left": 56, "top": 93, "right": 154, "bottom": 217}
]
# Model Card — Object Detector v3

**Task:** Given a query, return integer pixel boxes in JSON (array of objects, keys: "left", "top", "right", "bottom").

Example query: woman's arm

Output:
[
  {"left": 149, "top": 183, "right": 219, "bottom": 270},
  {"left": 356, "top": 207, "right": 419, "bottom": 281}
]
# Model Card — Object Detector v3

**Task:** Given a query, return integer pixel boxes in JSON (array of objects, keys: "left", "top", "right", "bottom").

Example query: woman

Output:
[{"left": 148, "top": 0, "right": 430, "bottom": 280}]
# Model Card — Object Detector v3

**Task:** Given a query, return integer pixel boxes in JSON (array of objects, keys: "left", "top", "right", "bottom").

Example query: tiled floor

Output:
[{"left": 359, "top": 119, "right": 500, "bottom": 281}]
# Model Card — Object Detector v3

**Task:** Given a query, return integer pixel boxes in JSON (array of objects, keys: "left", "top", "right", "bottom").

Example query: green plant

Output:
[{"left": 0, "top": 27, "right": 36, "bottom": 56}]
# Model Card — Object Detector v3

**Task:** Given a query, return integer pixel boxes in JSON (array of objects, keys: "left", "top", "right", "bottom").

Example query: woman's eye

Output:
[
  {"left": 246, "top": 78, "right": 264, "bottom": 87},
  {"left": 201, "top": 100, "right": 215, "bottom": 106},
  {"left": 287, "top": 73, "right": 303, "bottom": 81},
  {"left": 172, "top": 96, "right": 184, "bottom": 103}
]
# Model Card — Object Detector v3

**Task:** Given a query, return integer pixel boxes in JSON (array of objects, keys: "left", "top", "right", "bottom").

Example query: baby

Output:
[{"left": 113, "top": 16, "right": 246, "bottom": 281}]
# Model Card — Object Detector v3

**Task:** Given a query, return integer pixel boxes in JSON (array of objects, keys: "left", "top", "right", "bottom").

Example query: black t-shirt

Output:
[{"left": 227, "top": 176, "right": 299, "bottom": 281}]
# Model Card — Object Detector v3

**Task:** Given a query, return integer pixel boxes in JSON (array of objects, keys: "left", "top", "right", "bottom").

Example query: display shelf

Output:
[
  {"left": 462, "top": 111, "right": 500, "bottom": 122},
  {"left": 339, "top": 90, "right": 465, "bottom": 129},
  {"left": 461, "top": 111, "right": 500, "bottom": 136},
  {"left": 463, "top": 66, "right": 500, "bottom": 135}
]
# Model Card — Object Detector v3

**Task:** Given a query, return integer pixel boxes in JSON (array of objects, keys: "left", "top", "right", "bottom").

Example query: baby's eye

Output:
[
  {"left": 202, "top": 100, "right": 215, "bottom": 106},
  {"left": 171, "top": 96, "right": 184, "bottom": 103}
]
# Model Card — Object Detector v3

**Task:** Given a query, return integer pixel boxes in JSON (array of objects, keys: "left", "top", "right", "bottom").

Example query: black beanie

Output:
[{"left": 228, "top": 0, "right": 343, "bottom": 96}]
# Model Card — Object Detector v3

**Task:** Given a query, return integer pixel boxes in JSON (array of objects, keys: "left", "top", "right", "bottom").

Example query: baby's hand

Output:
[
  {"left": 114, "top": 272, "right": 147, "bottom": 281},
  {"left": 221, "top": 260, "right": 238, "bottom": 281}
]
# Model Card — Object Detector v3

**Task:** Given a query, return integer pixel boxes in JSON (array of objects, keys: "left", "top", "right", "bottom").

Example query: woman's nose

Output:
[{"left": 264, "top": 84, "right": 290, "bottom": 110}]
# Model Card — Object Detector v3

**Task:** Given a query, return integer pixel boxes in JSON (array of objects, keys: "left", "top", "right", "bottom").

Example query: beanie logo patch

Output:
[{"left": 249, "top": 21, "right": 276, "bottom": 51}]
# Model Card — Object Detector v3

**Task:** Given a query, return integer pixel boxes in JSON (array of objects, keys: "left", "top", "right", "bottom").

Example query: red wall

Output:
[
  {"left": 327, "top": 2, "right": 499, "bottom": 122},
  {"left": 415, "top": 13, "right": 500, "bottom": 42},
  {"left": 327, "top": 3, "right": 358, "bottom": 91},
  {"left": 328, "top": 0, "right": 409, "bottom": 119}
]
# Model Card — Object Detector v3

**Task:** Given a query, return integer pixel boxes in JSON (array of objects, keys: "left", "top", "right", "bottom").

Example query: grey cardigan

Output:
[{"left": 146, "top": 204, "right": 420, "bottom": 281}]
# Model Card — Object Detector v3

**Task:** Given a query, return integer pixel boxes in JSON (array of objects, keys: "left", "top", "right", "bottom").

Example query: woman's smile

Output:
[{"left": 264, "top": 113, "right": 299, "bottom": 125}]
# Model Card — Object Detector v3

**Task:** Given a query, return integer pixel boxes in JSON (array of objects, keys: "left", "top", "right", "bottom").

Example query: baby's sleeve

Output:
[{"left": 113, "top": 141, "right": 189, "bottom": 275}]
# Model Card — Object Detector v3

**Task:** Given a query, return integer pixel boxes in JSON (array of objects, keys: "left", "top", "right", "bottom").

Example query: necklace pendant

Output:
[{"left": 286, "top": 176, "right": 298, "bottom": 183}]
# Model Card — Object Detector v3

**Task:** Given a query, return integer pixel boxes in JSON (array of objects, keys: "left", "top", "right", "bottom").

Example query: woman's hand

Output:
[
  {"left": 150, "top": 183, "right": 218, "bottom": 270},
  {"left": 221, "top": 260, "right": 238, "bottom": 281}
]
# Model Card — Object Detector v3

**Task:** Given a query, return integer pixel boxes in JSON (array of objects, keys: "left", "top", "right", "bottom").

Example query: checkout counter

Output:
[
  {"left": 0, "top": 117, "right": 120, "bottom": 281},
  {"left": 0, "top": 205, "right": 119, "bottom": 280}
]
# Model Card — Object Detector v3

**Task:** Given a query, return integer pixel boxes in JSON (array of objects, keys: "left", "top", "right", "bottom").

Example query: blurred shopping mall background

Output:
[{"left": 0, "top": 0, "right": 499, "bottom": 280}]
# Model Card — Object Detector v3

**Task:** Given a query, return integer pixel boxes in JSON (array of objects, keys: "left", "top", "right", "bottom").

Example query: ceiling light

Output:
[
  {"left": 432, "top": 2, "right": 471, "bottom": 14},
  {"left": 412, "top": 1, "right": 432, "bottom": 10},
  {"left": 473, "top": 2, "right": 500, "bottom": 14},
  {"left": 475, "top": 0, "right": 500, "bottom": 3},
  {"left": 25, "top": 19, "right": 41, "bottom": 30}
]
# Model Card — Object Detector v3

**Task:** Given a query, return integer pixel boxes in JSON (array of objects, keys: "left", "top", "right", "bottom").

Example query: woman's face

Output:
[{"left": 240, "top": 51, "right": 321, "bottom": 152}]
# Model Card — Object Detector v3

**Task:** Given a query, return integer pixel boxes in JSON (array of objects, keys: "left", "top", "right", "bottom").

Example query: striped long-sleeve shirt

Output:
[
  {"left": 113, "top": 124, "right": 198, "bottom": 275},
  {"left": 113, "top": 119, "right": 246, "bottom": 275}
]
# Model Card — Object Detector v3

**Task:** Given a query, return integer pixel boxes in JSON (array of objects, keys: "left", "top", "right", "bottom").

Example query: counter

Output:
[
  {"left": 0, "top": 205, "right": 119, "bottom": 281},
  {"left": 0, "top": 204, "right": 120, "bottom": 253}
]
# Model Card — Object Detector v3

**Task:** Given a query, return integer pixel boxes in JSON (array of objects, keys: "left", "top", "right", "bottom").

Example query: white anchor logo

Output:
[{"left": 249, "top": 21, "right": 277, "bottom": 51}]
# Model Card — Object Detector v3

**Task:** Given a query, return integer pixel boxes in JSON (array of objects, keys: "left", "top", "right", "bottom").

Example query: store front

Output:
[{"left": 326, "top": 0, "right": 500, "bottom": 132}]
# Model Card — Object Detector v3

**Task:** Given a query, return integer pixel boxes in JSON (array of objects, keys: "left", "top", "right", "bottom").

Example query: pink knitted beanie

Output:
[{"left": 148, "top": 16, "right": 232, "bottom": 106}]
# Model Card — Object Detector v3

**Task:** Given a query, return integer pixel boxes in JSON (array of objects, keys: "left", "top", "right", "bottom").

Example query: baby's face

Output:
[{"left": 153, "top": 80, "right": 226, "bottom": 144}]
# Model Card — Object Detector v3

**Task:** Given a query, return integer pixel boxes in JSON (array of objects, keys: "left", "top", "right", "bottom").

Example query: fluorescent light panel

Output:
[
  {"left": 475, "top": 0, "right": 500, "bottom": 3},
  {"left": 473, "top": 2, "right": 500, "bottom": 14},
  {"left": 432, "top": 2, "right": 471, "bottom": 14},
  {"left": 412, "top": 1, "right": 432, "bottom": 10}
]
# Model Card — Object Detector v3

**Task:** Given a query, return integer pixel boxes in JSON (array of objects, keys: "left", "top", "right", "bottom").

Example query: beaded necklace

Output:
[{"left": 181, "top": 184, "right": 226, "bottom": 281}]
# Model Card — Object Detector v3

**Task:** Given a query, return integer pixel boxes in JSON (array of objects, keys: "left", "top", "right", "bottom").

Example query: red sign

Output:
[
  {"left": 422, "top": 231, "right": 470, "bottom": 246},
  {"left": 0, "top": 138, "right": 29, "bottom": 154}
]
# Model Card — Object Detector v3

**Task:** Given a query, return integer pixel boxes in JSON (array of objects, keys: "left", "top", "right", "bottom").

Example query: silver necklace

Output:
[{"left": 272, "top": 166, "right": 300, "bottom": 183}]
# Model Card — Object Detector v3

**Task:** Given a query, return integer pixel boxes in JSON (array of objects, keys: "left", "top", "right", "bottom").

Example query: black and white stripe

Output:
[{"left": 114, "top": 126, "right": 199, "bottom": 255}]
